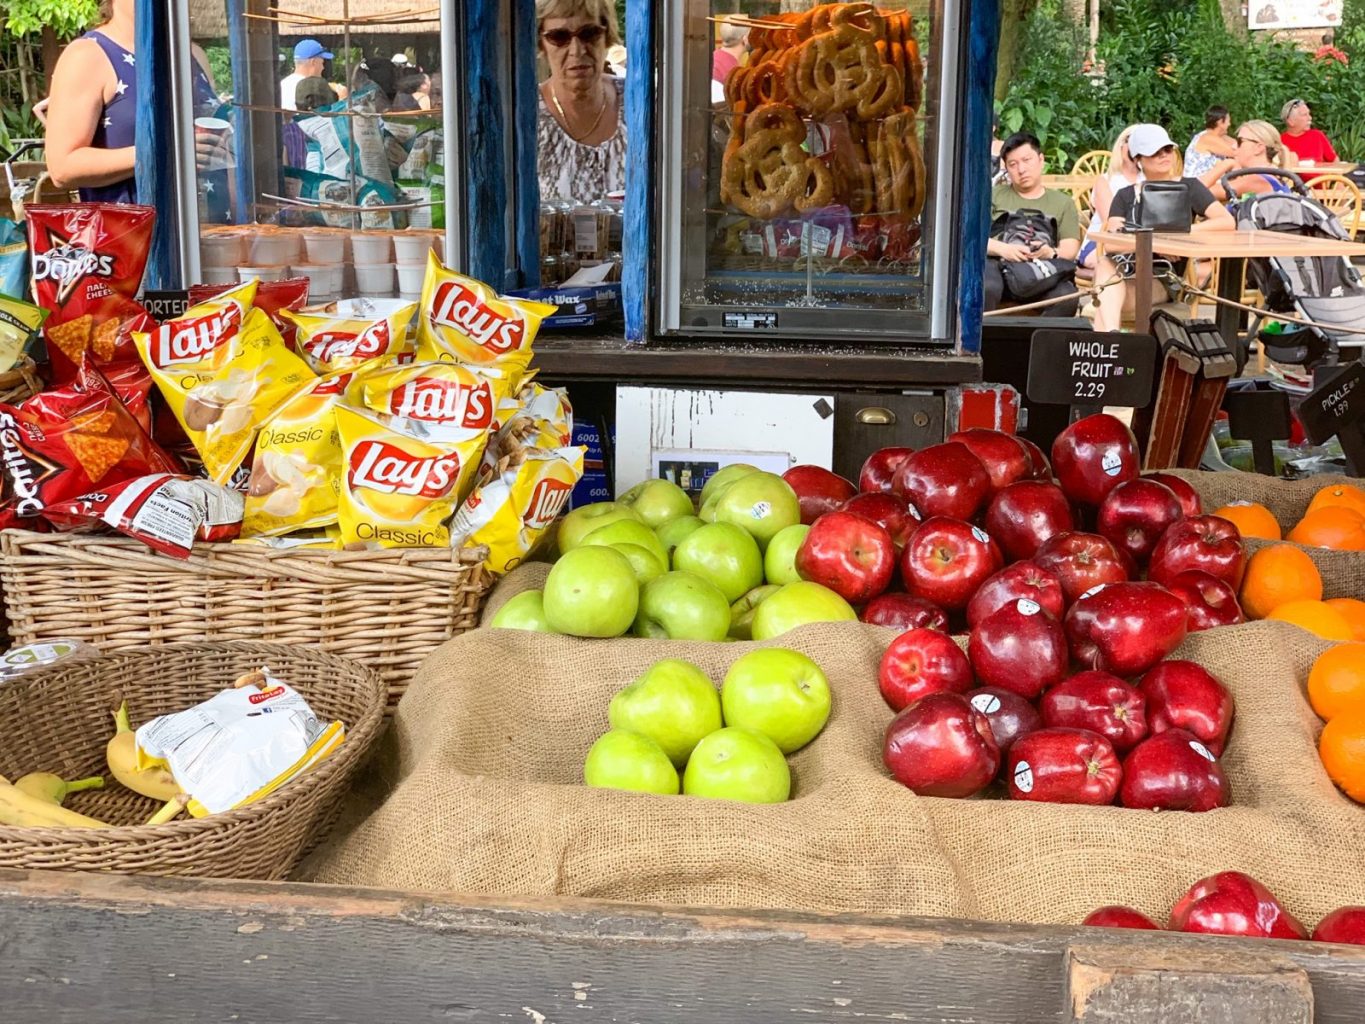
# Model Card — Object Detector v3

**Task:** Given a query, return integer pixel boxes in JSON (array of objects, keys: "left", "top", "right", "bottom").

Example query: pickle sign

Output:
[{"left": 1025, "top": 330, "right": 1157, "bottom": 411}]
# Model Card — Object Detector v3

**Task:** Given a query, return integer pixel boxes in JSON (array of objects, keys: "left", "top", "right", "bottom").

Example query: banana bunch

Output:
[{"left": 106, "top": 701, "right": 189, "bottom": 825}]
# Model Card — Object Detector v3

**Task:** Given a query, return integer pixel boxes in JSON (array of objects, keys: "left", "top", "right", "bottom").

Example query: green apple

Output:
[
  {"left": 488, "top": 590, "right": 556, "bottom": 632},
  {"left": 682, "top": 727, "right": 791, "bottom": 803},
  {"left": 673, "top": 522, "right": 764, "bottom": 603},
  {"left": 764, "top": 524, "right": 811, "bottom": 585},
  {"left": 634, "top": 571, "right": 731, "bottom": 641},
  {"left": 721, "top": 648, "right": 831, "bottom": 753},
  {"left": 619, "top": 478, "right": 695, "bottom": 528},
  {"left": 750, "top": 581, "right": 857, "bottom": 641},
  {"left": 709, "top": 471, "right": 801, "bottom": 551},
  {"left": 557, "top": 502, "right": 643, "bottom": 553},
  {"left": 583, "top": 730, "right": 679, "bottom": 795},
  {"left": 612, "top": 543, "right": 667, "bottom": 585},
  {"left": 608, "top": 658, "right": 723, "bottom": 766},
  {"left": 699, "top": 463, "right": 760, "bottom": 507},
  {"left": 580, "top": 519, "right": 669, "bottom": 567},
  {"left": 655, "top": 514, "right": 705, "bottom": 557},
  {"left": 543, "top": 546, "right": 639, "bottom": 637},
  {"left": 728, "top": 584, "right": 782, "bottom": 640}
]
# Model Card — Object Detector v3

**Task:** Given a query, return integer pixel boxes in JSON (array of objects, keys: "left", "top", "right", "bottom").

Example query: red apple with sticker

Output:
[
  {"left": 1313, "top": 908, "right": 1365, "bottom": 945},
  {"left": 878, "top": 627, "right": 974, "bottom": 711},
  {"left": 859, "top": 446, "right": 915, "bottom": 494},
  {"left": 882, "top": 692, "right": 999, "bottom": 798},
  {"left": 1065, "top": 581, "right": 1189, "bottom": 677},
  {"left": 1119, "top": 729, "right": 1230, "bottom": 811},
  {"left": 1083, "top": 906, "right": 1162, "bottom": 930},
  {"left": 1144, "top": 472, "right": 1202, "bottom": 517},
  {"left": 783, "top": 465, "right": 858, "bottom": 525},
  {"left": 1096, "top": 478, "right": 1184, "bottom": 566},
  {"left": 947, "top": 428, "right": 1033, "bottom": 490},
  {"left": 965, "top": 560, "right": 1065, "bottom": 627},
  {"left": 1051, "top": 413, "right": 1140, "bottom": 507},
  {"left": 892, "top": 442, "right": 993, "bottom": 521},
  {"left": 841, "top": 491, "right": 920, "bottom": 551},
  {"left": 1148, "top": 515, "right": 1247, "bottom": 590},
  {"left": 1167, "top": 570, "right": 1246, "bottom": 632},
  {"left": 967, "top": 598, "right": 1069, "bottom": 699},
  {"left": 966, "top": 687, "right": 1042, "bottom": 755},
  {"left": 1005, "top": 727, "right": 1122, "bottom": 805},
  {"left": 1041, "top": 670, "right": 1148, "bottom": 753},
  {"left": 861, "top": 593, "right": 949, "bottom": 632},
  {"left": 984, "top": 481, "right": 1076, "bottom": 562},
  {"left": 794, "top": 511, "right": 896, "bottom": 604},
  {"left": 1138, "top": 660, "right": 1235, "bottom": 756},
  {"left": 1170, "top": 872, "right": 1306, "bottom": 939},
  {"left": 1035, "top": 532, "right": 1131, "bottom": 605},
  {"left": 900, "top": 517, "right": 1003, "bottom": 611}
]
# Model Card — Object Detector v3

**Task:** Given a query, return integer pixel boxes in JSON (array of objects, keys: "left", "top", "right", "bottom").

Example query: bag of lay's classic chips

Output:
[
  {"left": 414, "top": 252, "right": 554, "bottom": 380},
  {"left": 480, "top": 382, "right": 574, "bottom": 482},
  {"left": 347, "top": 359, "right": 502, "bottom": 435},
  {"left": 335, "top": 404, "right": 486, "bottom": 549},
  {"left": 133, "top": 283, "right": 317, "bottom": 485},
  {"left": 450, "top": 444, "right": 585, "bottom": 573},
  {"left": 283, "top": 302, "right": 417, "bottom": 374},
  {"left": 189, "top": 278, "right": 311, "bottom": 352}
]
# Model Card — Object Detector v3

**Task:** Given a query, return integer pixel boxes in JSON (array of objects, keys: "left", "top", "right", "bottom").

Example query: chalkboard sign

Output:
[
  {"left": 1298, "top": 362, "right": 1365, "bottom": 476},
  {"left": 142, "top": 290, "right": 190, "bottom": 320},
  {"left": 1224, "top": 388, "right": 1292, "bottom": 477},
  {"left": 1025, "top": 330, "right": 1157, "bottom": 409}
]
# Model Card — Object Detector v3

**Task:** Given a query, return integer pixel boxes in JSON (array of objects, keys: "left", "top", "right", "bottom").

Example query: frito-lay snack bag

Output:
[
  {"left": 45, "top": 473, "right": 244, "bottom": 559},
  {"left": 44, "top": 295, "right": 155, "bottom": 382},
  {"left": 348, "top": 359, "right": 503, "bottom": 436},
  {"left": 450, "top": 445, "right": 585, "bottom": 573},
  {"left": 133, "top": 284, "right": 316, "bottom": 485},
  {"left": 335, "top": 403, "right": 485, "bottom": 548},
  {"left": 414, "top": 252, "right": 554, "bottom": 378},
  {"left": 480, "top": 383, "right": 573, "bottom": 481},
  {"left": 283, "top": 302, "right": 417, "bottom": 374},
  {"left": 189, "top": 278, "right": 311, "bottom": 352},
  {"left": 0, "top": 294, "right": 48, "bottom": 373}
]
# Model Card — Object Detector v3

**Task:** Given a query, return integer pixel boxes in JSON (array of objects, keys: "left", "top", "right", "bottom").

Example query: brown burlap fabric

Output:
[{"left": 303, "top": 619, "right": 1365, "bottom": 926}]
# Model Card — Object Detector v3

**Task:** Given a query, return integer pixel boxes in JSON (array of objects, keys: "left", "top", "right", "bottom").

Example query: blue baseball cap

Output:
[{"left": 293, "top": 39, "right": 333, "bottom": 61}]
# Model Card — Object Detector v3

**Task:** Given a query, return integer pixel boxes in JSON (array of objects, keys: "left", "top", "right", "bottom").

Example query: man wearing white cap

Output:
[
  {"left": 392, "top": 52, "right": 411, "bottom": 68},
  {"left": 281, "top": 39, "right": 333, "bottom": 111}
]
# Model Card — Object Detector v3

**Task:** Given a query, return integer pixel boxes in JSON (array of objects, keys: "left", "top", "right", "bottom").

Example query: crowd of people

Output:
[{"left": 278, "top": 40, "right": 440, "bottom": 116}]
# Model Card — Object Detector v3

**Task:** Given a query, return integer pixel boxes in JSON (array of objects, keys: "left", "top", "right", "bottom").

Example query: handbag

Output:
[
  {"left": 1000, "top": 256, "right": 1078, "bottom": 299},
  {"left": 1132, "top": 180, "right": 1193, "bottom": 232},
  {"left": 990, "top": 208, "right": 1058, "bottom": 248}
]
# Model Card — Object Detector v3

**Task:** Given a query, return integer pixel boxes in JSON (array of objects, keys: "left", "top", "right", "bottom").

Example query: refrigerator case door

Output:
[{"left": 656, "top": 0, "right": 963, "bottom": 346}]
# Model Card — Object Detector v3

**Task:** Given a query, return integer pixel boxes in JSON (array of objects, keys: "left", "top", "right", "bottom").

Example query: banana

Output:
[
  {"left": 0, "top": 776, "right": 108, "bottom": 828},
  {"left": 146, "top": 793, "right": 190, "bottom": 826},
  {"left": 106, "top": 702, "right": 182, "bottom": 801},
  {"left": 14, "top": 772, "right": 105, "bottom": 805}
]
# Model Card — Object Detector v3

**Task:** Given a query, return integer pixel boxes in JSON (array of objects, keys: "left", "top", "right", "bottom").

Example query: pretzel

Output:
[
  {"left": 745, "top": 59, "right": 788, "bottom": 108},
  {"left": 720, "top": 102, "right": 835, "bottom": 220},
  {"left": 725, "top": 65, "right": 751, "bottom": 110},
  {"left": 904, "top": 35, "right": 923, "bottom": 111},
  {"left": 785, "top": 5, "right": 901, "bottom": 120}
]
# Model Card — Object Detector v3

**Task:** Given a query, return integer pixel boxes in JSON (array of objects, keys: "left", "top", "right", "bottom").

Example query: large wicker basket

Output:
[
  {"left": 0, "top": 641, "right": 385, "bottom": 878},
  {"left": 0, "top": 530, "right": 493, "bottom": 710}
]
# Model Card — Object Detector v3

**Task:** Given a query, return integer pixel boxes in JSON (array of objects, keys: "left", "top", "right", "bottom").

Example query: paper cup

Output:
[
  {"left": 200, "top": 234, "right": 243, "bottom": 268},
  {"left": 200, "top": 266, "right": 239, "bottom": 286},
  {"left": 393, "top": 232, "right": 437, "bottom": 263},
  {"left": 395, "top": 261, "right": 426, "bottom": 295},
  {"left": 238, "top": 265, "right": 287, "bottom": 283},
  {"left": 352, "top": 261, "right": 395, "bottom": 296},
  {"left": 351, "top": 233, "right": 393, "bottom": 263},
  {"left": 249, "top": 232, "right": 301, "bottom": 266},
  {"left": 303, "top": 231, "right": 346, "bottom": 265},
  {"left": 292, "top": 264, "right": 342, "bottom": 299}
]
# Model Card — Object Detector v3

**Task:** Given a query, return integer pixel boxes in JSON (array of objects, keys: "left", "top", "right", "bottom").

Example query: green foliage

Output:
[
  {"left": 0, "top": 0, "right": 99, "bottom": 36},
  {"left": 0, "top": 102, "right": 43, "bottom": 157}
]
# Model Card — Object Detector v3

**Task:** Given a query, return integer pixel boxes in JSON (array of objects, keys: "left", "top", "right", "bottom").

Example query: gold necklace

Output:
[{"left": 550, "top": 81, "right": 608, "bottom": 143}]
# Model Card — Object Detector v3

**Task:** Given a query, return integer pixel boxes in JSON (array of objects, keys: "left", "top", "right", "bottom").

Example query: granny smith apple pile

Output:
[
  {"left": 490, "top": 467, "right": 859, "bottom": 642},
  {"left": 583, "top": 649, "right": 833, "bottom": 802}
]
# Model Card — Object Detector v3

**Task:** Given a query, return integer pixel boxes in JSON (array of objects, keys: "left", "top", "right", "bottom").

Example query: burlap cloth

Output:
[{"left": 301, "top": 617, "right": 1364, "bottom": 926}]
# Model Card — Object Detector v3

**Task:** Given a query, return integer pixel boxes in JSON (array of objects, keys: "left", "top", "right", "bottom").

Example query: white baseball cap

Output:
[
  {"left": 1127, "top": 123, "right": 1177, "bottom": 158},
  {"left": 392, "top": 53, "right": 410, "bottom": 65}
]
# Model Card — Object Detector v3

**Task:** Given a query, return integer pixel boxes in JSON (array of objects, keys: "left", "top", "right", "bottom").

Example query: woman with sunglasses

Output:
[
  {"left": 1089, "top": 124, "right": 1234, "bottom": 332},
  {"left": 1209, "top": 120, "right": 1293, "bottom": 203},
  {"left": 1280, "top": 99, "right": 1337, "bottom": 169},
  {"left": 536, "top": 0, "right": 626, "bottom": 202}
]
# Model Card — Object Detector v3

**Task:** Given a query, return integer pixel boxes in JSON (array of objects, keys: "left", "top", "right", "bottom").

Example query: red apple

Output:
[
  {"left": 900, "top": 517, "right": 1003, "bottom": 612},
  {"left": 882, "top": 692, "right": 999, "bottom": 798},
  {"left": 1145, "top": 472, "right": 1203, "bottom": 517},
  {"left": 1041, "top": 670, "right": 1148, "bottom": 753},
  {"left": 1035, "top": 532, "right": 1131, "bottom": 605},
  {"left": 1096, "top": 478, "right": 1184, "bottom": 566},
  {"left": 795, "top": 511, "right": 896, "bottom": 604},
  {"left": 1119, "top": 728, "right": 1230, "bottom": 811},
  {"left": 967, "top": 598, "right": 1069, "bottom": 699},
  {"left": 1138, "top": 660, "right": 1235, "bottom": 756},
  {"left": 878, "top": 627, "right": 974, "bottom": 712},
  {"left": 967, "top": 687, "right": 1042, "bottom": 755},
  {"left": 1051, "top": 413, "right": 1141, "bottom": 507},
  {"left": 984, "top": 481, "right": 1076, "bottom": 562},
  {"left": 1005, "top": 727, "right": 1122, "bottom": 804},
  {"left": 860, "top": 446, "right": 915, "bottom": 494},
  {"left": 1148, "top": 515, "right": 1247, "bottom": 591},
  {"left": 1167, "top": 570, "right": 1246, "bottom": 632},
  {"left": 1083, "top": 906, "right": 1162, "bottom": 930},
  {"left": 1065, "top": 581, "right": 1189, "bottom": 677},
  {"left": 947, "top": 428, "right": 1032, "bottom": 490},
  {"left": 783, "top": 465, "right": 858, "bottom": 525},
  {"left": 1017, "top": 436, "right": 1052, "bottom": 481},
  {"left": 1313, "top": 907, "right": 1365, "bottom": 945},
  {"left": 841, "top": 491, "right": 920, "bottom": 551},
  {"left": 1170, "top": 872, "right": 1306, "bottom": 939},
  {"left": 892, "top": 443, "right": 993, "bottom": 522},
  {"left": 861, "top": 593, "right": 949, "bottom": 632},
  {"left": 965, "top": 560, "right": 1065, "bottom": 627}
]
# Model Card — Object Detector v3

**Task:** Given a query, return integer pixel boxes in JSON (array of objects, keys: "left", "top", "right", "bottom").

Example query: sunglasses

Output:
[
  {"left": 1237, "top": 137, "right": 1259, "bottom": 146},
  {"left": 1139, "top": 145, "right": 1177, "bottom": 157},
  {"left": 541, "top": 25, "right": 607, "bottom": 47}
]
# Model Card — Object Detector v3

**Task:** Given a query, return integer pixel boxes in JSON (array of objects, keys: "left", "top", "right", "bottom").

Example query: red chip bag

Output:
[
  {"left": 45, "top": 473, "right": 244, "bottom": 559},
  {"left": 189, "top": 278, "right": 311, "bottom": 351},
  {"left": 26, "top": 202, "right": 155, "bottom": 331},
  {"left": 46, "top": 301, "right": 157, "bottom": 383},
  {"left": 101, "top": 358, "right": 156, "bottom": 434}
]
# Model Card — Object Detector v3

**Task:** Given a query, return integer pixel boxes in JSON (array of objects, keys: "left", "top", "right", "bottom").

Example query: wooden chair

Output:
[
  {"left": 1069, "top": 150, "right": 1111, "bottom": 181},
  {"left": 1307, "top": 173, "right": 1364, "bottom": 238}
]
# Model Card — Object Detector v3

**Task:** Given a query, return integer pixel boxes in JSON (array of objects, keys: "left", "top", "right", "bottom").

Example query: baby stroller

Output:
[{"left": 1222, "top": 167, "right": 1365, "bottom": 369}]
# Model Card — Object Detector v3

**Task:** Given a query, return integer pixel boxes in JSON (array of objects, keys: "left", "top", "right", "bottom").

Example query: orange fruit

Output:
[
  {"left": 1319, "top": 706, "right": 1365, "bottom": 802},
  {"left": 1288, "top": 507, "right": 1365, "bottom": 551},
  {"left": 1212, "top": 502, "right": 1281, "bottom": 540},
  {"left": 1267, "top": 600, "right": 1356, "bottom": 640},
  {"left": 1239, "top": 543, "right": 1323, "bottom": 619},
  {"left": 1325, "top": 599, "right": 1365, "bottom": 642},
  {"left": 1308, "top": 643, "right": 1365, "bottom": 720},
  {"left": 1307, "top": 483, "right": 1365, "bottom": 521}
]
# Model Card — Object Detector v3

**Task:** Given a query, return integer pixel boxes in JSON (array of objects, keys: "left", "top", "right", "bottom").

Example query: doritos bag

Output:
[
  {"left": 189, "top": 278, "right": 311, "bottom": 352},
  {"left": 283, "top": 302, "right": 417, "bottom": 374},
  {"left": 0, "top": 295, "right": 48, "bottom": 374},
  {"left": 45, "top": 473, "right": 244, "bottom": 559},
  {"left": 414, "top": 252, "right": 553, "bottom": 379},
  {"left": 44, "top": 297, "right": 155, "bottom": 382}
]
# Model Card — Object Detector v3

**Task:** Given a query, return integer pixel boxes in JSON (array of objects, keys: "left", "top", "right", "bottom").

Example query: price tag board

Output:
[
  {"left": 1025, "top": 330, "right": 1157, "bottom": 409},
  {"left": 1298, "top": 362, "right": 1365, "bottom": 476},
  {"left": 142, "top": 290, "right": 190, "bottom": 320}
]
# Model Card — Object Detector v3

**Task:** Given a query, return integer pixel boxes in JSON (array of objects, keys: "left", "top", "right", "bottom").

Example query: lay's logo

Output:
[
  {"left": 523, "top": 478, "right": 572, "bottom": 530},
  {"left": 305, "top": 320, "right": 391, "bottom": 364},
  {"left": 249, "top": 685, "right": 285, "bottom": 704},
  {"left": 389, "top": 376, "right": 493, "bottom": 429},
  {"left": 152, "top": 305, "right": 243, "bottom": 367},
  {"left": 349, "top": 440, "right": 460, "bottom": 498},
  {"left": 429, "top": 281, "right": 524, "bottom": 353}
]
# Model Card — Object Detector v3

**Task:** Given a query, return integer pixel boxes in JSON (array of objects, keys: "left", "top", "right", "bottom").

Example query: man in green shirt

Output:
[{"left": 985, "top": 132, "right": 1083, "bottom": 315}]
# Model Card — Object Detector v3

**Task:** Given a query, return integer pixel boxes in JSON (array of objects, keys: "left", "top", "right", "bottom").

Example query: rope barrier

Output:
[
  {"left": 982, "top": 270, "right": 1126, "bottom": 318},
  {"left": 1176, "top": 282, "right": 1365, "bottom": 338}
]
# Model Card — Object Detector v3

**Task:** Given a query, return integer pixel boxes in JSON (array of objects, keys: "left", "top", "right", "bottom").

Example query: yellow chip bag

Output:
[
  {"left": 450, "top": 445, "right": 585, "bottom": 573},
  {"left": 0, "top": 295, "right": 49, "bottom": 372},
  {"left": 335, "top": 404, "right": 486, "bottom": 548},
  {"left": 348, "top": 360, "right": 505, "bottom": 435},
  {"left": 414, "top": 252, "right": 554, "bottom": 376},
  {"left": 283, "top": 302, "right": 418, "bottom": 374},
  {"left": 242, "top": 370, "right": 356, "bottom": 536},
  {"left": 135, "top": 286, "right": 315, "bottom": 485},
  {"left": 480, "top": 383, "right": 574, "bottom": 481}
]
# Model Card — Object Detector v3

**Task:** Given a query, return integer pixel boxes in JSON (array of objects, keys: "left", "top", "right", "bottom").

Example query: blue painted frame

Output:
[
  {"left": 464, "top": 0, "right": 511, "bottom": 287},
  {"left": 957, "top": 0, "right": 1001, "bottom": 354},
  {"left": 135, "top": 0, "right": 175, "bottom": 289},
  {"left": 622, "top": 0, "right": 652, "bottom": 344}
]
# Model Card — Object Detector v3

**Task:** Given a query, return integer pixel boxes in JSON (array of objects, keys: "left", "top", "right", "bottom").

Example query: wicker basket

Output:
[
  {"left": 0, "top": 357, "right": 42, "bottom": 406},
  {"left": 0, "top": 641, "right": 384, "bottom": 877},
  {"left": 0, "top": 531, "right": 493, "bottom": 711}
]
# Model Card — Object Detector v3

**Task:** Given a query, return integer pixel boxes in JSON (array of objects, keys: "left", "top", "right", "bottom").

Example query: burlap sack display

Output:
[{"left": 304, "top": 619, "right": 1365, "bottom": 928}]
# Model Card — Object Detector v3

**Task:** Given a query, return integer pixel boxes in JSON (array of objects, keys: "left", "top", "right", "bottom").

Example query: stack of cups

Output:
[
  {"left": 293, "top": 229, "right": 347, "bottom": 302},
  {"left": 352, "top": 233, "right": 395, "bottom": 298},
  {"left": 240, "top": 230, "right": 302, "bottom": 285},
  {"left": 199, "top": 233, "right": 243, "bottom": 287},
  {"left": 393, "top": 232, "right": 437, "bottom": 301}
]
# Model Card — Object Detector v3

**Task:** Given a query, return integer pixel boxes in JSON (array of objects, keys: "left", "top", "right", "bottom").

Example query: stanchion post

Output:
[{"left": 1133, "top": 228, "right": 1154, "bottom": 333}]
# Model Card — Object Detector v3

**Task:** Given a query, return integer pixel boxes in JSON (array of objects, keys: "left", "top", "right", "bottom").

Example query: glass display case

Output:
[
  {"left": 654, "top": 0, "right": 965, "bottom": 345},
  {"left": 169, "top": 0, "right": 461, "bottom": 300}
]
